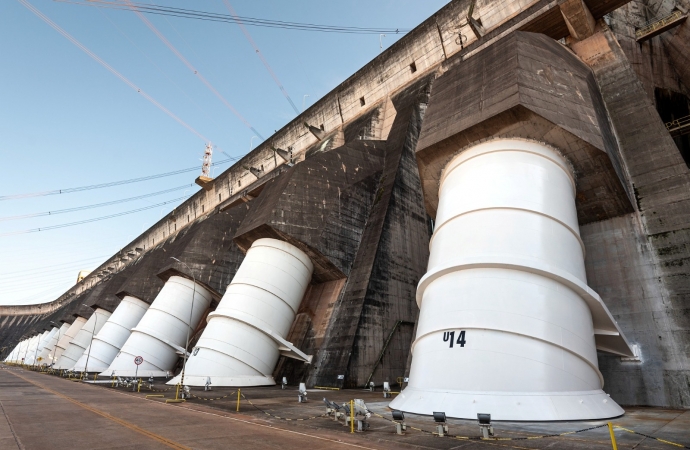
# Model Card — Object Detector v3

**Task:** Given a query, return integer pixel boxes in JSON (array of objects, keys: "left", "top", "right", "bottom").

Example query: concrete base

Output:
[
  {"left": 166, "top": 374, "right": 275, "bottom": 387},
  {"left": 389, "top": 387, "right": 624, "bottom": 421}
]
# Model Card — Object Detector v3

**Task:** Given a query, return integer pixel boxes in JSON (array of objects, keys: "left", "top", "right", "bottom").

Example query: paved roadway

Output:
[
  {"left": 0, "top": 366, "right": 382, "bottom": 450},
  {"left": 1, "top": 365, "right": 689, "bottom": 450}
]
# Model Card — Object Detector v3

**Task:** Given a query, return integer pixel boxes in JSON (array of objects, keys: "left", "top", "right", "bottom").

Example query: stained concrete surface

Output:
[{"left": 2, "top": 365, "right": 689, "bottom": 450}]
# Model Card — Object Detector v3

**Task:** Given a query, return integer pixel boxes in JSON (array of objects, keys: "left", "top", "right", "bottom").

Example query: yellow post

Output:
[
  {"left": 608, "top": 423, "right": 618, "bottom": 450},
  {"left": 175, "top": 383, "right": 180, "bottom": 400},
  {"left": 236, "top": 389, "right": 241, "bottom": 412},
  {"left": 350, "top": 399, "right": 354, "bottom": 433},
  {"left": 137, "top": 379, "right": 142, "bottom": 393}
]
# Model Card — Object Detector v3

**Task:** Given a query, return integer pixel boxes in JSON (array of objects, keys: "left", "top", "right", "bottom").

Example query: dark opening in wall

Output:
[
  {"left": 360, "top": 96, "right": 366, "bottom": 106},
  {"left": 218, "top": 193, "right": 221, "bottom": 202},
  {"left": 655, "top": 88, "right": 690, "bottom": 168},
  {"left": 201, "top": 204, "right": 205, "bottom": 213},
  {"left": 320, "top": 124, "right": 325, "bottom": 131},
  {"left": 410, "top": 61, "right": 417, "bottom": 73}
]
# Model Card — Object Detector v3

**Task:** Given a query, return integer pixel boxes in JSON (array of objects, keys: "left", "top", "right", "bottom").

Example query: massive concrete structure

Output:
[{"left": 3, "top": 0, "right": 690, "bottom": 416}]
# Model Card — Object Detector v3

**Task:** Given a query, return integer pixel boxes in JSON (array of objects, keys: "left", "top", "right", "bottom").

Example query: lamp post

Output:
[
  {"left": 82, "top": 304, "right": 97, "bottom": 380},
  {"left": 380, "top": 34, "right": 387, "bottom": 52},
  {"left": 170, "top": 257, "right": 196, "bottom": 398}
]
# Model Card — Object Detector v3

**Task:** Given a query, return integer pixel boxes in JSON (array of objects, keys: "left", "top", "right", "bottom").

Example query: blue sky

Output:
[{"left": 0, "top": 0, "right": 448, "bottom": 305}]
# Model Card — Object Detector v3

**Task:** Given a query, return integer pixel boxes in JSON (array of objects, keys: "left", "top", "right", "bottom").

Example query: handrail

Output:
[
  {"left": 636, "top": 10, "right": 686, "bottom": 39},
  {"left": 666, "top": 115, "right": 690, "bottom": 136}
]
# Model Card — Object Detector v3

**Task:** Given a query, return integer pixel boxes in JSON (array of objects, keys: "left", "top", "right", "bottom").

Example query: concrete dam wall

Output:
[{"left": 3, "top": 0, "right": 690, "bottom": 416}]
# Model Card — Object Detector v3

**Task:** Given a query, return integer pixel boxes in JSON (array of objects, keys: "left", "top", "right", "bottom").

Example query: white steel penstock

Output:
[
  {"left": 54, "top": 308, "right": 112, "bottom": 370},
  {"left": 72, "top": 295, "right": 149, "bottom": 373},
  {"left": 390, "top": 138, "right": 634, "bottom": 421},
  {"left": 102, "top": 276, "right": 212, "bottom": 378},
  {"left": 52, "top": 317, "right": 87, "bottom": 365},
  {"left": 169, "top": 238, "right": 314, "bottom": 387}
]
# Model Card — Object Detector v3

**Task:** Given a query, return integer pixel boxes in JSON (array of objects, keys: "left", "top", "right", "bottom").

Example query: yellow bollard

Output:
[
  {"left": 608, "top": 423, "right": 618, "bottom": 450},
  {"left": 350, "top": 399, "right": 354, "bottom": 433},
  {"left": 236, "top": 389, "right": 241, "bottom": 412},
  {"left": 137, "top": 379, "right": 142, "bottom": 393}
]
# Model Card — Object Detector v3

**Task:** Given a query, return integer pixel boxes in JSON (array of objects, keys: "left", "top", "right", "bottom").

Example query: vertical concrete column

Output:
[
  {"left": 53, "top": 317, "right": 87, "bottom": 365},
  {"left": 55, "top": 308, "right": 111, "bottom": 370},
  {"left": 172, "top": 238, "right": 314, "bottom": 387},
  {"left": 390, "top": 139, "right": 625, "bottom": 421},
  {"left": 102, "top": 276, "right": 212, "bottom": 377},
  {"left": 38, "top": 323, "right": 70, "bottom": 364},
  {"left": 73, "top": 295, "right": 149, "bottom": 373}
]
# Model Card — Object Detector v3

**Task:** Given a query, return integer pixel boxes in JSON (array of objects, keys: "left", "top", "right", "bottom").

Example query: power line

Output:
[
  {"left": 57, "top": 0, "right": 411, "bottom": 34},
  {"left": 0, "top": 184, "right": 195, "bottom": 222},
  {"left": 223, "top": 1, "right": 299, "bottom": 115},
  {"left": 18, "top": 0, "right": 209, "bottom": 141},
  {"left": 0, "top": 196, "right": 188, "bottom": 237},
  {"left": 0, "top": 254, "right": 111, "bottom": 278},
  {"left": 0, "top": 158, "right": 235, "bottom": 201},
  {"left": 123, "top": 0, "right": 265, "bottom": 139}
]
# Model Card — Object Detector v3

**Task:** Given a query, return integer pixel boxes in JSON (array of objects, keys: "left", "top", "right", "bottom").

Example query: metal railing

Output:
[
  {"left": 636, "top": 10, "right": 686, "bottom": 40},
  {"left": 666, "top": 115, "right": 690, "bottom": 137}
]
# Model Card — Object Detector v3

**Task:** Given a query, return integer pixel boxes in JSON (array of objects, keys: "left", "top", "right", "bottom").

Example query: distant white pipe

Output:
[
  {"left": 391, "top": 139, "right": 628, "bottom": 421},
  {"left": 72, "top": 296, "right": 149, "bottom": 373},
  {"left": 170, "top": 238, "right": 313, "bottom": 387},
  {"left": 54, "top": 308, "right": 111, "bottom": 370},
  {"left": 102, "top": 276, "right": 212, "bottom": 378},
  {"left": 53, "top": 317, "right": 87, "bottom": 364},
  {"left": 34, "top": 328, "right": 59, "bottom": 365},
  {"left": 39, "top": 323, "right": 70, "bottom": 364},
  {"left": 25, "top": 331, "right": 49, "bottom": 365}
]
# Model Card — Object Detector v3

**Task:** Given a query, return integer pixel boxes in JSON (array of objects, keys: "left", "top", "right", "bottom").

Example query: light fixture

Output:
[
  {"left": 477, "top": 413, "right": 495, "bottom": 438},
  {"left": 433, "top": 411, "right": 448, "bottom": 437}
]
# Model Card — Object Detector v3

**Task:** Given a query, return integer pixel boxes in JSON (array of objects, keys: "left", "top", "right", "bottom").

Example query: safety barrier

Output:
[
  {"left": 614, "top": 425, "right": 690, "bottom": 449},
  {"left": 240, "top": 391, "right": 329, "bottom": 421},
  {"left": 189, "top": 391, "right": 236, "bottom": 401}
]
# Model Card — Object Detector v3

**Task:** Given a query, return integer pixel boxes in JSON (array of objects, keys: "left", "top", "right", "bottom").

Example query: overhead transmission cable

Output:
[
  {"left": 57, "top": 0, "right": 411, "bottom": 34},
  {"left": 122, "top": 0, "right": 264, "bottom": 140},
  {"left": 0, "top": 196, "right": 189, "bottom": 237},
  {"left": 0, "top": 255, "right": 112, "bottom": 278},
  {"left": 18, "top": 0, "right": 209, "bottom": 142},
  {"left": 0, "top": 184, "right": 195, "bottom": 222},
  {"left": 223, "top": 1, "right": 299, "bottom": 115},
  {"left": 98, "top": 8, "right": 224, "bottom": 131},
  {"left": 0, "top": 157, "right": 235, "bottom": 201}
]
